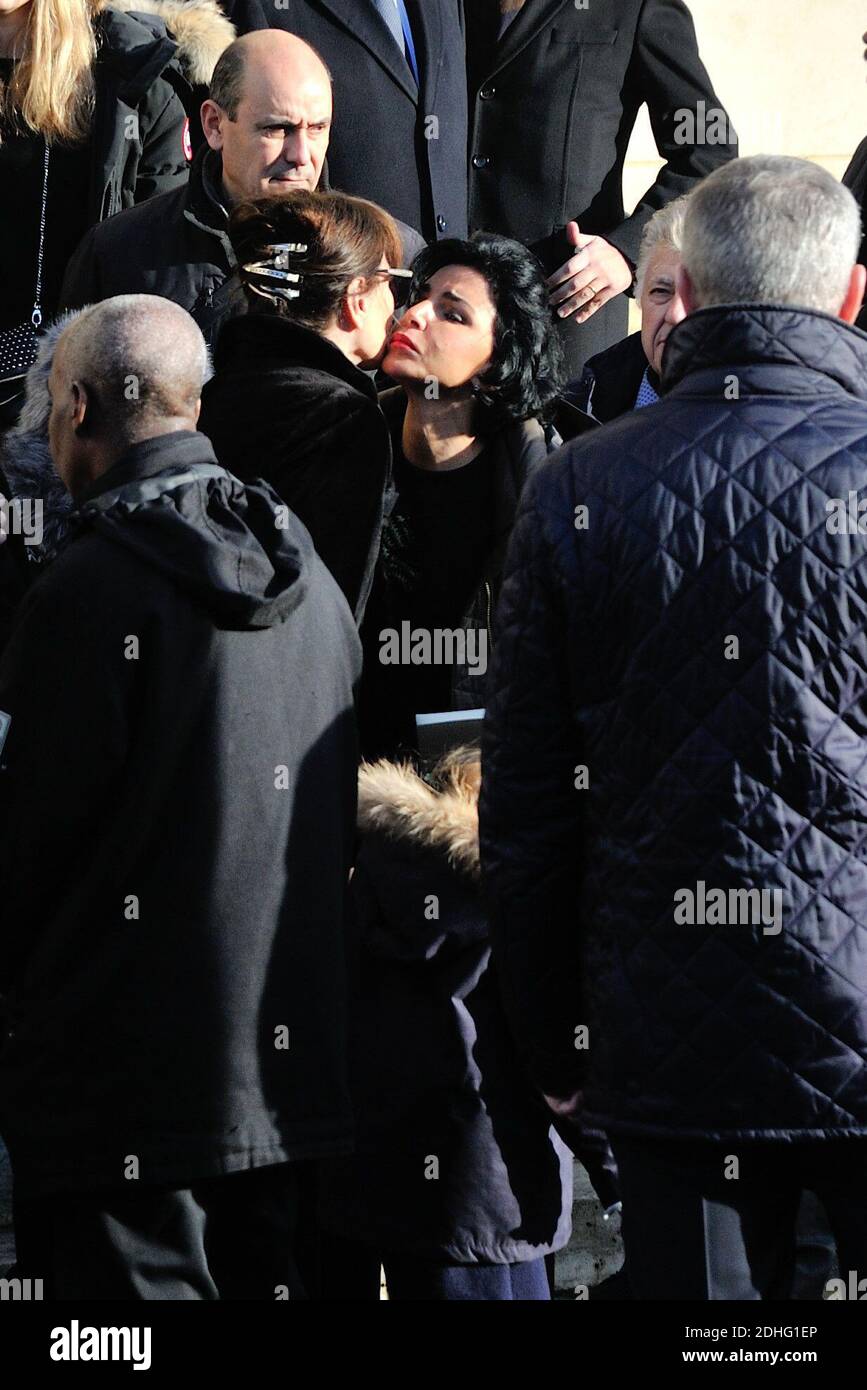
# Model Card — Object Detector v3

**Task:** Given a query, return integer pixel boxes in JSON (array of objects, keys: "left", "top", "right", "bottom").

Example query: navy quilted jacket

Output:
[{"left": 480, "top": 305, "right": 867, "bottom": 1141}]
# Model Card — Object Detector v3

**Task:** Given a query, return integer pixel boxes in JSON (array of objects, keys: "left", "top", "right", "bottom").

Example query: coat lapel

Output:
[
  {"left": 487, "top": 0, "right": 572, "bottom": 74},
  {"left": 313, "top": 0, "right": 418, "bottom": 104}
]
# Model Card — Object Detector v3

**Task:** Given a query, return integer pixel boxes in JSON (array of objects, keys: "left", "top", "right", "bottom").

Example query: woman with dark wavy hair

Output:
[
  {"left": 358, "top": 231, "right": 571, "bottom": 758},
  {"left": 320, "top": 236, "right": 581, "bottom": 1303}
]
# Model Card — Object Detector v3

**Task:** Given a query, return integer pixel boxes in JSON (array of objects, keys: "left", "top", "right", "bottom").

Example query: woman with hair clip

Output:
[
  {"left": 0, "top": 0, "right": 232, "bottom": 425},
  {"left": 198, "top": 189, "right": 409, "bottom": 622}
]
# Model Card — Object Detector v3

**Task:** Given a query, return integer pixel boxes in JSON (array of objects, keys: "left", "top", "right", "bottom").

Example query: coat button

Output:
[
  {"left": 472, "top": 155, "right": 490, "bottom": 169},
  {"left": 436, "top": 214, "right": 447, "bottom": 232},
  {"left": 480, "top": 84, "right": 496, "bottom": 100}
]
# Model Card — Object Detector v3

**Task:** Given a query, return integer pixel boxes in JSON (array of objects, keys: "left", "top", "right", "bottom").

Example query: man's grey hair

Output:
[
  {"left": 57, "top": 295, "right": 211, "bottom": 445},
  {"left": 635, "top": 194, "right": 691, "bottom": 298},
  {"left": 681, "top": 154, "right": 861, "bottom": 314}
]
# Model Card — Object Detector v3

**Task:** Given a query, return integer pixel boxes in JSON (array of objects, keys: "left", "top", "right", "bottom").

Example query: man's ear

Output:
[
  {"left": 676, "top": 263, "right": 698, "bottom": 316},
  {"left": 70, "top": 381, "right": 89, "bottom": 435},
  {"left": 838, "top": 263, "right": 867, "bottom": 326},
  {"left": 200, "top": 99, "right": 225, "bottom": 151}
]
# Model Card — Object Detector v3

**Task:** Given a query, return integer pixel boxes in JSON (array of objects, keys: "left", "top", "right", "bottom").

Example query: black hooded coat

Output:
[{"left": 0, "top": 431, "right": 361, "bottom": 1197}]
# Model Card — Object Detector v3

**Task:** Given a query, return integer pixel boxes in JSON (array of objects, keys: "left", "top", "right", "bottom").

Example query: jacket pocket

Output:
[{"left": 550, "top": 26, "right": 618, "bottom": 45}]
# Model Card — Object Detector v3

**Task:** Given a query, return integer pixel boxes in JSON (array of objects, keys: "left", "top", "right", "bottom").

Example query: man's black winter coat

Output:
[
  {"left": 221, "top": 0, "right": 468, "bottom": 244},
  {"left": 0, "top": 432, "right": 361, "bottom": 1196},
  {"left": 466, "top": 0, "right": 737, "bottom": 376},
  {"left": 59, "top": 147, "right": 426, "bottom": 346},
  {"left": 480, "top": 305, "right": 867, "bottom": 1141}
]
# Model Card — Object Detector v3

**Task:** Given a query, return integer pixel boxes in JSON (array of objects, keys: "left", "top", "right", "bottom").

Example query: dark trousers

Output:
[
  {"left": 610, "top": 1137, "right": 867, "bottom": 1301},
  {"left": 320, "top": 1234, "right": 550, "bottom": 1301},
  {"left": 13, "top": 1162, "right": 318, "bottom": 1300}
]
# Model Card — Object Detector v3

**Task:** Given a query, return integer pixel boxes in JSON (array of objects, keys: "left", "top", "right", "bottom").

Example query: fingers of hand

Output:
[
  {"left": 575, "top": 284, "right": 616, "bottom": 324},
  {"left": 546, "top": 247, "right": 592, "bottom": 291},
  {"left": 550, "top": 267, "right": 604, "bottom": 316}
]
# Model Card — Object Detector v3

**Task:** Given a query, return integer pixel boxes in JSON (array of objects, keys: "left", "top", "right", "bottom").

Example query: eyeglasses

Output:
[{"left": 372, "top": 266, "right": 414, "bottom": 308}]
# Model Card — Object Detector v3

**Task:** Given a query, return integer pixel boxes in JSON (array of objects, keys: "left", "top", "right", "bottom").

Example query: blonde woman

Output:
[{"left": 0, "top": 0, "right": 233, "bottom": 420}]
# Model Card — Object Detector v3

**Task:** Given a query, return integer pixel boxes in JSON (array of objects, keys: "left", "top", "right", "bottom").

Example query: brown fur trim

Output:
[
  {"left": 358, "top": 752, "right": 481, "bottom": 879},
  {"left": 98, "top": 0, "right": 235, "bottom": 85}
]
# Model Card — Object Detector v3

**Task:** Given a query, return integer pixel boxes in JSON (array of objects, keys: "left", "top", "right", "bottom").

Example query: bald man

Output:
[
  {"left": 0, "top": 295, "right": 361, "bottom": 1299},
  {"left": 59, "top": 32, "right": 425, "bottom": 343}
]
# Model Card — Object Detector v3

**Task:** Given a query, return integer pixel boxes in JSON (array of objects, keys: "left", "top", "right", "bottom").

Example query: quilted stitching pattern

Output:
[{"left": 480, "top": 307, "right": 867, "bottom": 1139}]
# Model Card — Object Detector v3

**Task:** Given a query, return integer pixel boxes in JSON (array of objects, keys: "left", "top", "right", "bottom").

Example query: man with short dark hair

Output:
[
  {"left": 0, "top": 294, "right": 361, "bottom": 1299},
  {"left": 60, "top": 31, "right": 424, "bottom": 341},
  {"left": 480, "top": 156, "right": 867, "bottom": 1300}
]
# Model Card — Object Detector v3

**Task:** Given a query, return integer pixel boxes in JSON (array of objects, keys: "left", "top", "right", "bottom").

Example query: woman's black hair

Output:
[{"left": 406, "top": 232, "right": 565, "bottom": 429}]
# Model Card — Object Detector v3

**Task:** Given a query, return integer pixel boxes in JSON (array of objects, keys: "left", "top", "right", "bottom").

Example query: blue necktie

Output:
[{"left": 370, "top": 0, "right": 418, "bottom": 85}]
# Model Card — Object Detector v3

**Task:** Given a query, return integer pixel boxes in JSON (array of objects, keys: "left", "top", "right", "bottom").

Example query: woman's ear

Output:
[{"left": 341, "top": 276, "right": 366, "bottom": 332}]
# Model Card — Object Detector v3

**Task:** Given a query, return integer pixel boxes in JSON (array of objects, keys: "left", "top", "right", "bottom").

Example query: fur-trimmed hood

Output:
[
  {"left": 0, "top": 316, "right": 79, "bottom": 565},
  {"left": 358, "top": 751, "right": 481, "bottom": 880},
  {"left": 96, "top": 0, "right": 235, "bottom": 86}
]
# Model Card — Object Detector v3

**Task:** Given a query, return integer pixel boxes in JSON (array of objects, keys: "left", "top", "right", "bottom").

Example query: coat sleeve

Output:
[
  {"left": 58, "top": 224, "right": 102, "bottom": 312},
  {"left": 0, "top": 568, "right": 132, "bottom": 989},
  {"left": 134, "top": 74, "right": 190, "bottom": 204},
  {"left": 602, "top": 0, "right": 738, "bottom": 270},
  {"left": 479, "top": 459, "right": 588, "bottom": 1099}
]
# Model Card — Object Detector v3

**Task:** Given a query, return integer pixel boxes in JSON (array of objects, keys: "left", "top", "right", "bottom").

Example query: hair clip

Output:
[
  {"left": 262, "top": 242, "right": 309, "bottom": 270},
  {"left": 241, "top": 261, "right": 303, "bottom": 286}
]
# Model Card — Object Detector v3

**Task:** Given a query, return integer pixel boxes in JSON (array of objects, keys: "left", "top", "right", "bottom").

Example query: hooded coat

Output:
[
  {"left": 73, "top": 0, "right": 233, "bottom": 226},
  {"left": 0, "top": 430, "right": 361, "bottom": 1197},
  {"left": 481, "top": 305, "right": 867, "bottom": 1141},
  {"left": 321, "top": 754, "right": 573, "bottom": 1263}
]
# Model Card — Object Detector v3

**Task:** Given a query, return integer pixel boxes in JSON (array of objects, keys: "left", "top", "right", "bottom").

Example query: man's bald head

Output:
[
  {"left": 48, "top": 296, "right": 208, "bottom": 495},
  {"left": 210, "top": 31, "right": 331, "bottom": 120},
  {"left": 202, "top": 31, "right": 332, "bottom": 203}
]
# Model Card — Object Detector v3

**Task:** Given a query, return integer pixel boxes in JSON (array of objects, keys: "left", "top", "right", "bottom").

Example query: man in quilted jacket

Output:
[{"left": 480, "top": 155, "right": 867, "bottom": 1301}]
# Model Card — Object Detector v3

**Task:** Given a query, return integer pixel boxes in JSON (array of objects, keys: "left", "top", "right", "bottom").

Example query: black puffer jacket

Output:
[
  {"left": 321, "top": 754, "right": 572, "bottom": 1263},
  {"left": 83, "top": 0, "right": 231, "bottom": 223},
  {"left": 0, "top": 432, "right": 361, "bottom": 1196},
  {"left": 480, "top": 305, "right": 867, "bottom": 1141}
]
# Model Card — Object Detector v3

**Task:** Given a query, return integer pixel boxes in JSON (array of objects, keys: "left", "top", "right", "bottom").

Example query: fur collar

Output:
[
  {"left": 1, "top": 316, "right": 78, "bottom": 564},
  {"left": 358, "top": 752, "right": 481, "bottom": 879},
  {"left": 96, "top": 0, "right": 235, "bottom": 85}
]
